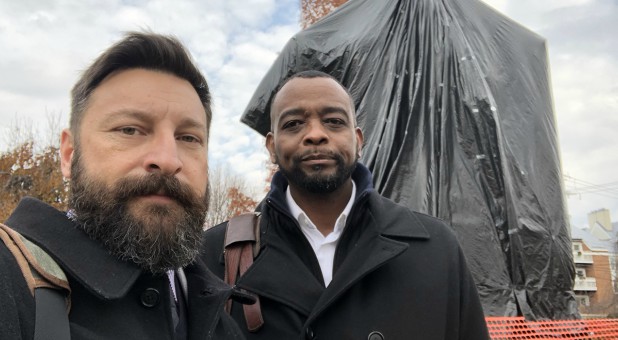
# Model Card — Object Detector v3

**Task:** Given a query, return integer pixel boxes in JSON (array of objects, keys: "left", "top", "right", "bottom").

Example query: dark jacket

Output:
[
  {"left": 202, "top": 164, "right": 489, "bottom": 340},
  {"left": 0, "top": 197, "right": 244, "bottom": 340}
]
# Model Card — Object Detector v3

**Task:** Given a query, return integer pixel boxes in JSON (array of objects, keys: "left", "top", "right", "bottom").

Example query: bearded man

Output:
[
  {"left": 202, "top": 70, "right": 490, "bottom": 340},
  {"left": 0, "top": 32, "right": 243, "bottom": 340}
]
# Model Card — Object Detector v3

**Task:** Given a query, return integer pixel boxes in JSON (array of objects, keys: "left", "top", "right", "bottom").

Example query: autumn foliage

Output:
[
  {"left": 0, "top": 142, "right": 67, "bottom": 221},
  {"left": 227, "top": 187, "right": 258, "bottom": 219}
]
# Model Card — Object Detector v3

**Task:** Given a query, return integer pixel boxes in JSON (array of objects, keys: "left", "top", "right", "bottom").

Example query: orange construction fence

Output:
[{"left": 486, "top": 317, "right": 618, "bottom": 339}]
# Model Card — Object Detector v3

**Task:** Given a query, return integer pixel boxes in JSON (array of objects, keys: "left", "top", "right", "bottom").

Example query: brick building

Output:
[{"left": 571, "top": 209, "right": 618, "bottom": 317}]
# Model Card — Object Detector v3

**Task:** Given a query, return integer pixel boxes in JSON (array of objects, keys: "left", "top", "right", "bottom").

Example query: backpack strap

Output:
[
  {"left": 224, "top": 212, "right": 264, "bottom": 332},
  {"left": 0, "top": 223, "right": 71, "bottom": 340}
]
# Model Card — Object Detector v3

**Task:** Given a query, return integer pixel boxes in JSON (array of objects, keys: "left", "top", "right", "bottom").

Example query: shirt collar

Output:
[{"left": 285, "top": 180, "right": 357, "bottom": 232}]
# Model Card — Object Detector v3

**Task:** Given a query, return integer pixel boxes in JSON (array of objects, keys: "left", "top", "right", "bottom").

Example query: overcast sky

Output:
[{"left": 0, "top": 0, "right": 615, "bottom": 228}]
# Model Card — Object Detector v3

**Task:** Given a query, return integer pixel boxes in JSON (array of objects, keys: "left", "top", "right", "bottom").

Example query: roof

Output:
[{"left": 571, "top": 224, "right": 616, "bottom": 253}]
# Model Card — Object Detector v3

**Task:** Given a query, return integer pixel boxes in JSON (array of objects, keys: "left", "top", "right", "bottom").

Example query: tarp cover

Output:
[{"left": 241, "top": 0, "right": 578, "bottom": 320}]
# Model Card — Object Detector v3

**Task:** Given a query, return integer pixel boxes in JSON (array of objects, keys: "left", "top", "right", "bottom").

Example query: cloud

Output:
[{"left": 224, "top": 0, "right": 277, "bottom": 28}]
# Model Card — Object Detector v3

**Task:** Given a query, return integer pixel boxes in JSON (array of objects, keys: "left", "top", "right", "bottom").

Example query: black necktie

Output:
[{"left": 172, "top": 273, "right": 188, "bottom": 339}]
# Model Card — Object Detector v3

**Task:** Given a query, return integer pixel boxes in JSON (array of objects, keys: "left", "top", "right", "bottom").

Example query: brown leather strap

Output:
[
  {"left": 225, "top": 213, "right": 257, "bottom": 246},
  {"left": 0, "top": 224, "right": 36, "bottom": 294},
  {"left": 223, "top": 213, "right": 264, "bottom": 332},
  {"left": 239, "top": 242, "right": 263, "bottom": 332},
  {"left": 224, "top": 244, "right": 242, "bottom": 313}
]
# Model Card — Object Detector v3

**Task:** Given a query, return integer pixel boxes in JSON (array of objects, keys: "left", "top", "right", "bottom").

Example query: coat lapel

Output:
[
  {"left": 307, "top": 193, "right": 431, "bottom": 322},
  {"left": 306, "top": 223, "right": 408, "bottom": 321}
]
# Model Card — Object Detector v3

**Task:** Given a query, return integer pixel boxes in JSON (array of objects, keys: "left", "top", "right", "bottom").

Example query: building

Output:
[{"left": 571, "top": 209, "right": 618, "bottom": 317}]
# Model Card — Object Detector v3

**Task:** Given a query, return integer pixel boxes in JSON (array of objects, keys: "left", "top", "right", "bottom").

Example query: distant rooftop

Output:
[{"left": 571, "top": 224, "right": 616, "bottom": 252}]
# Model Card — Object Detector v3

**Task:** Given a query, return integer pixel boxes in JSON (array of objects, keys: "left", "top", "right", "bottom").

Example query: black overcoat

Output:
[
  {"left": 0, "top": 197, "right": 244, "bottom": 340},
  {"left": 202, "top": 165, "right": 489, "bottom": 340}
]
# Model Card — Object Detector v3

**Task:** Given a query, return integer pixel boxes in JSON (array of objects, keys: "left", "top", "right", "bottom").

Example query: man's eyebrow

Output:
[
  {"left": 177, "top": 116, "right": 207, "bottom": 131},
  {"left": 101, "top": 109, "right": 153, "bottom": 124},
  {"left": 319, "top": 106, "right": 350, "bottom": 117},
  {"left": 277, "top": 108, "right": 306, "bottom": 124},
  {"left": 103, "top": 108, "right": 153, "bottom": 124},
  {"left": 101, "top": 109, "right": 206, "bottom": 130}
]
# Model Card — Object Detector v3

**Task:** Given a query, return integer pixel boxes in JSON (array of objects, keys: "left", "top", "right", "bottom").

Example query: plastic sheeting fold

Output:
[{"left": 242, "top": 0, "right": 578, "bottom": 319}]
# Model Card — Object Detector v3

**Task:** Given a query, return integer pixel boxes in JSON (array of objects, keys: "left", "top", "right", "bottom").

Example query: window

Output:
[
  {"left": 576, "top": 268, "right": 586, "bottom": 279},
  {"left": 575, "top": 295, "right": 590, "bottom": 307}
]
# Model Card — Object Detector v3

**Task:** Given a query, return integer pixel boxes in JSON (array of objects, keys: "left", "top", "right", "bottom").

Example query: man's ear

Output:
[
  {"left": 265, "top": 132, "right": 276, "bottom": 164},
  {"left": 60, "top": 129, "right": 74, "bottom": 179},
  {"left": 355, "top": 127, "right": 364, "bottom": 158}
]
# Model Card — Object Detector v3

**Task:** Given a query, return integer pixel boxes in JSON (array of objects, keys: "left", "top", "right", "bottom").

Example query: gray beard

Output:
[{"left": 69, "top": 152, "right": 209, "bottom": 274}]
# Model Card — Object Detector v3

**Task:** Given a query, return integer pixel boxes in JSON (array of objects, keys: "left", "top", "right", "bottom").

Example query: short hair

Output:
[
  {"left": 70, "top": 31, "right": 211, "bottom": 138},
  {"left": 270, "top": 70, "right": 356, "bottom": 129}
]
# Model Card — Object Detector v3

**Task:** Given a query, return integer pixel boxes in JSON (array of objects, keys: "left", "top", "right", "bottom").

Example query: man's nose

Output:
[
  {"left": 143, "top": 135, "right": 182, "bottom": 176},
  {"left": 303, "top": 121, "right": 328, "bottom": 145}
]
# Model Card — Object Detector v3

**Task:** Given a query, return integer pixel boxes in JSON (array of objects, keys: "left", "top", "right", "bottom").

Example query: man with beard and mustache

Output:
[
  {"left": 202, "top": 70, "right": 490, "bottom": 340},
  {"left": 0, "top": 32, "right": 244, "bottom": 340}
]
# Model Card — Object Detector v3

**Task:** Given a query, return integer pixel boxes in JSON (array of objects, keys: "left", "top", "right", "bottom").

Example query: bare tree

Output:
[
  {"left": 3, "top": 110, "right": 64, "bottom": 152},
  {"left": 204, "top": 164, "right": 259, "bottom": 228},
  {"left": 43, "top": 110, "right": 64, "bottom": 149},
  {"left": 3, "top": 115, "right": 35, "bottom": 152}
]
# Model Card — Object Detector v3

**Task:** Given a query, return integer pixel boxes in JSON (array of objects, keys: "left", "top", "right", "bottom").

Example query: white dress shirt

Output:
[
  {"left": 166, "top": 270, "right": 178, "bottom": 302},
  {"left": 285, "top": 181, "right": 356, "bottom": 286}
]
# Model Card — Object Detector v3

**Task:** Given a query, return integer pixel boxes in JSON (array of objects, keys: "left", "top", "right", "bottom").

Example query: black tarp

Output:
[{"left": 241, "top": 0, "right": 578, "bottom": 320}]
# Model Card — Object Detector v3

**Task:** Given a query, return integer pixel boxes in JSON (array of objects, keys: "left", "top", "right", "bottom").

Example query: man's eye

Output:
[
  {"left": 282, "top": 120, "right": 303, "bottom": 130},
  {"left": 178, "top": 135, "right": 200, "bottom": 143},
  {"left": 119, "top": 127, "right": 138, "bottom": 135},
  {"left": 325, "top": 118, "right": 345, "bottom": 126}
]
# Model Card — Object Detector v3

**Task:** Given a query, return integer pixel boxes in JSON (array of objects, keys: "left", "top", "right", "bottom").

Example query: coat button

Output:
[
  {"left": 368, "top": 331, "right": 384, "bottom": 340},
  {"left": 305, "top": 327, "right": 315, "bottom": 340},
  {"left": 140, "top": 288, "right": 160, "bottom": 308}
]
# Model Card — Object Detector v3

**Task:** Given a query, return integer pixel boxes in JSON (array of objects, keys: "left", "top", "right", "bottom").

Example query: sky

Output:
[{"left": 0, "top": 0, "right": 615, "bottom": 228}]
